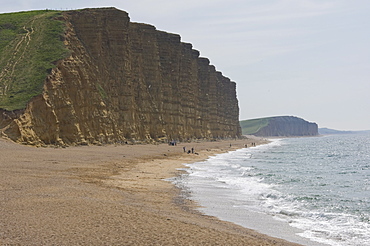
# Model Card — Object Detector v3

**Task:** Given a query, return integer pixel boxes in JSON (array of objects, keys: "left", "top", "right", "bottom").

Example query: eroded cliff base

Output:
[{"left": 0, "top": 8, "right": 241, "bottom": 146}]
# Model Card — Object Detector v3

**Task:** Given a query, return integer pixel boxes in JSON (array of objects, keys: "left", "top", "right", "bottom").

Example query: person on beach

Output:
[
  {"left": 183, "top": 146, "right": 186, "bottom": 152},
  {"left": 191, "top": 147, "right": 194, "bottom": 154}
]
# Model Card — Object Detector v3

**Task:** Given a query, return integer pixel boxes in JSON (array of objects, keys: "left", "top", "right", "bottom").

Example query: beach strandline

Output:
[{"left": 0, "top": 137, "right": 301, "bottom": 245}]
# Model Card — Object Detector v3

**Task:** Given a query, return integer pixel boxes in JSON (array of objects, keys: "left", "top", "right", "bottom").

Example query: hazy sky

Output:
[{"left": 2, "top": 0, "right": 369, "bottom": 130}]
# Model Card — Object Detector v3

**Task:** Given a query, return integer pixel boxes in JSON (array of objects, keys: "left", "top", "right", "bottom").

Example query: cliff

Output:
[
  {"left": 240, "top": 116, "right": 318, "bottom": 137},
  {"left": 0, "top": 8, "right": 241, "bottom": 146},
  {"left": 318, "top": 128, "right": 370, "bottom": 135}
]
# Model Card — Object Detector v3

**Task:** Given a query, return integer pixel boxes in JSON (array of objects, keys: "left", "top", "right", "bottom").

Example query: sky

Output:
[{"left": 1, "top": 0, "right": 369, "bottom": 130}]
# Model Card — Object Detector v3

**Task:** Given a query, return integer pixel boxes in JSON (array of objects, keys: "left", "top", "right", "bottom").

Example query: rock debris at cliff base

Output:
[{"left": 0, "top": 8, "right": 241, "bottom": 146}]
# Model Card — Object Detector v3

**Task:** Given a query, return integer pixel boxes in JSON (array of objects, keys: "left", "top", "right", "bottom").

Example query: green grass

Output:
[
  {"left": 0, "top": 10, "right": 69, "bottom": 110},
  {"left": 239, "top": 118, "right": 270, "bottom": 135},
  {"left": 96, "top": 83, "right": 108, "bottom": 100}
]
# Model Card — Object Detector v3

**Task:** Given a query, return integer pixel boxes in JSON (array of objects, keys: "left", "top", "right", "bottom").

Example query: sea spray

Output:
[{"left": 172, "top": 134, "right": 370, "bottom": 246}]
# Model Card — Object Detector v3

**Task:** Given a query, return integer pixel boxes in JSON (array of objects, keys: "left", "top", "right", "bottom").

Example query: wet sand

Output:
[{"left": 0, "top": 137, "right": 301, "bottom": 245}]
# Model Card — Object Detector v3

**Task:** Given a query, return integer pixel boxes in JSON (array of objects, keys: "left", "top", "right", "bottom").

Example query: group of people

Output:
[
  {"left": 171, "top": 141, "right": 258, "bottom": 155},
  {"left": 183, "top": 146, "right": 195, "bottom": 154},
  {"left": 250, "top": 142, "right": 257, "bottom": 147},
  {"left": 168, "top": 141, "right": 177, "bottom": 146},
  {"left": 244, "top": 142, "right": 257, "bottom": 147},
  {"left": 168, "top": 140, "right": 196, "bottom": 154}
]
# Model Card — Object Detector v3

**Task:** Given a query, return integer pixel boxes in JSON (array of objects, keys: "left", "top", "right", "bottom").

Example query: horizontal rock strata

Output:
[
  {"left": 254, "top": 116, "right": 318, "bottom": 137},
  {"left": 0, "top": 8, "right": 241, "bottom": 146}
]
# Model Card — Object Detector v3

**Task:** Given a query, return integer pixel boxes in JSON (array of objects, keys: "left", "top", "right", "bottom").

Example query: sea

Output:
[{"left": 170, "top": 134, "right": 370, "bottom": 246}]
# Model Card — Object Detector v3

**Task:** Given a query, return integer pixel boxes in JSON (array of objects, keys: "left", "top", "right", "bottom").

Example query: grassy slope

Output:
[
  {"left": 0, "top": 10, "right": 69, "bottom": 110},
  {"left": 239, "top": 118, "right": 270, "bottom": 135}
]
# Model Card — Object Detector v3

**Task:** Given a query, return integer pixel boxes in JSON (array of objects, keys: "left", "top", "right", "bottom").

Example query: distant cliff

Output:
[
  {"left": 319, "top": 128, "right": 370, "bottom": 135},
  {"left": 0, "top": 8, "right": 241, "bottom": 146},
  {"left": 240, "top": 116, "right": 318, "bottom": 137}
]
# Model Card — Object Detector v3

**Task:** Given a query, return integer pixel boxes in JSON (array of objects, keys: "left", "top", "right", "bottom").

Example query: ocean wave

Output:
[{"left": 174, "top": 134, "right": 370, "bottom": 246}]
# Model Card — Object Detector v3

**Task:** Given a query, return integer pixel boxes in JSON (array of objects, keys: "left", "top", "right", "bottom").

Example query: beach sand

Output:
[{"left": 0, "top": 137, "right": 301, "bottom": 245}]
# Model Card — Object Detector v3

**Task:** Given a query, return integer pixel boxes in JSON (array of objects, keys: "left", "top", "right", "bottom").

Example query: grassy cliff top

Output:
[
  {"left": 240, "top": 117, "right": 270, "bottom": 135},
  {"left": 0, "top": 10, "right": 69, "bottom": 111},
  {"left": 240, "top": 116, "right": 315, "bottom": 135}
]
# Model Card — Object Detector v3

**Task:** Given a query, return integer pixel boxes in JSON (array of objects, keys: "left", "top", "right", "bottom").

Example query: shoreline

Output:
[
  {"left": 176, "top": 138, "right": 328, "bottom": 246},
  {"left": 0, "top": 137, "right": 301, "bottom": 245}
]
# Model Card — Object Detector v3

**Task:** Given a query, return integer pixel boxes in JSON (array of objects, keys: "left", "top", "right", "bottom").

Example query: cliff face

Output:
[
  {"left": 254, "top": 116, "right": 318, "bottom": 137},
  {"left": 0, "top": 8, "right": 241, "bottom": 145}
]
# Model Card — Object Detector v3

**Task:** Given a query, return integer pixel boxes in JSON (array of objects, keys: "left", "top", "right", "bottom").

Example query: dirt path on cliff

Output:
[
  {"left": 0, "top": 137, "right": 301, "bottom": 245},
  {"left": 0, "top": 20, "right": 34, "bottom": 96}
]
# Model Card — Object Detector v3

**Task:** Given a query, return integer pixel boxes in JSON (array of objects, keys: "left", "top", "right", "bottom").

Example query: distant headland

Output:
[
  {"left": 318, "top": 128, "right": 370, "bottom": 135},
  {"left": 240, "top": 116, "right": 318, "bottom": 137}
]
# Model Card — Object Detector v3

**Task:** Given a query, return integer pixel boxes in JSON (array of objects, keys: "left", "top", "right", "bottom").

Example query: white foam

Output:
[{"left": 173, "top": 137, "right": 370, "bottom": 246}]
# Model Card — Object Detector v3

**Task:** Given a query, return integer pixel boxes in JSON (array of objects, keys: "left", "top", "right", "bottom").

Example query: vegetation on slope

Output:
[
  {"left": 0, "top": 10, "right": 69, "bottom": 110},
  {"left": 239, "top": 117, "right": 270, "bottom": 135}
]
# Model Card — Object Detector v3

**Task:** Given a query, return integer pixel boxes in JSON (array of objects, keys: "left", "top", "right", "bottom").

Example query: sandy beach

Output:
[{"left": 0, "top": 137, "right": 301, "bottom": 245}]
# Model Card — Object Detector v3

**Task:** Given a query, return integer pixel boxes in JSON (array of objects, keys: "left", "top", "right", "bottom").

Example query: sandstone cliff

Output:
[
  {"left": 0, "top": 8, "right": 241, "bottom": 146},
  {"left": 240, "top": 116, "right": 318, "bottom": 137}
]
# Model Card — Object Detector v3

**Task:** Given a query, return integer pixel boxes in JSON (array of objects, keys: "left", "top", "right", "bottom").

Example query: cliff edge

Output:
[
  {"left": 240, "top": 116, "right": 318, "bottom": 137},
  {"left": 0, "top": 8, "right": 241, "bottom": 146}
]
